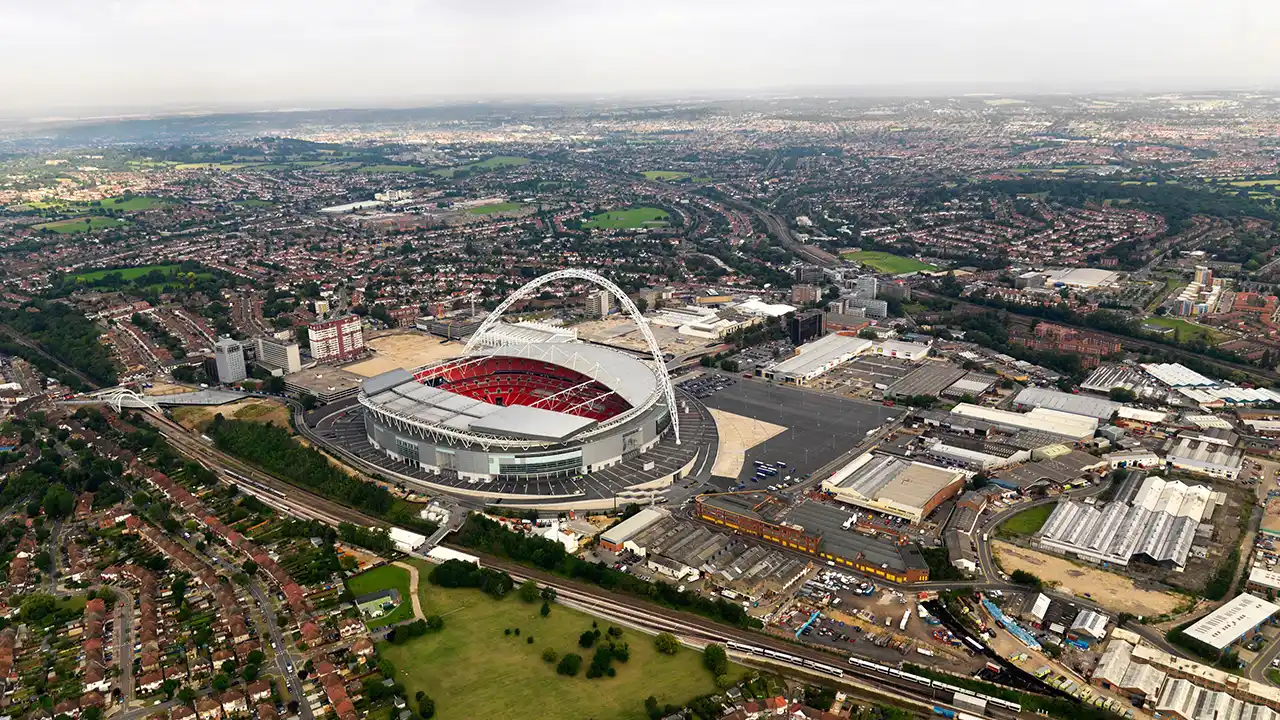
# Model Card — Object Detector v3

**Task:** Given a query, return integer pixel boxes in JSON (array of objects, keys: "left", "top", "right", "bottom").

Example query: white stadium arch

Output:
[{"left": 464, "top": 269, "right": 681, "bottom": 444}]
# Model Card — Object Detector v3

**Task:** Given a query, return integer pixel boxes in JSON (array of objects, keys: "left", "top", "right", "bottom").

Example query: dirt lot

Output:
[
  {"left": 172, "top": 398, "right": 291, "bottom": 431},
  {"left": 993, "top": 540, "right": 1184, "bottom": 616},
  {"left": 143, "top": 381, "right": 196, "bottom": 396},
  {"left": 708, "top": 408, "right": 787, "bottom": 479},
  {"left": 344, "top": 331, "right": 462, "bottom": 377}
]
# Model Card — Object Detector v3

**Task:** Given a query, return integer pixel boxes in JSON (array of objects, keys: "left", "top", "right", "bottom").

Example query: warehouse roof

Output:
[
  {"left": 1013, "top": 386, "right": 1121, "bottom": 420},
  {"left": 1184, "top": 593, "right": 1280, "bottom": 651},
  {"left": 822, "top": 452, "right": 963, "bottom": 515},
  {"left": 600, "top": 508, "right": 667, "bottom": 546},
  {"left": 951, "top": 403, "right": 1098, "bottom": 440},
  {"left": 769, "top": 334, "right": 872, "bottom": 380},
  {"left": 1142, "top": 363, "right": 1218, "bottom": 388}
]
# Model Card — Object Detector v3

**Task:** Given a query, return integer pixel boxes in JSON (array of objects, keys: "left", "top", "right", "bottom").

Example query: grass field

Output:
[
  {"left": 432, "top": 156, "right": 530, "bottom": 178},
  {"left": 74, "top": 264, "right": 181, "bottom": 282},
  {"left": 1224, "top": 179, "right": 1280, "bottom": 187},
  {"left": 583, "top": 207, "right": 670, "bottom": 230},
  {"left": 37, "top": 216, "right": 130, "bottom": 233},
  {"left": 998, "top": 503, "right": 1056, "bottom": 537},
  {"left": 841, "top": 250, "right": 937, "bottom": 274},
  {"left": 234, "top": 198, "right": 274, "bottom": 207},
  {"left": 1142, "top": 316, "right": 1223, "bottom": 344},
  {"left": 357, "top": 164, "right": 425, "bottom": 174},
  {"left": 378, "top": 560, "right": 728, "bottom": 720},
  {"left": 94, "top": 196, "right": 167, "bottom": 211},
  {"left": 346, "top": 564, "right": 413, "bottom": 629},
  {"left": 466, "top": 202, "right": 525, "bottom": 215},
  {"left": 641, "top": 170, "right": 691, "bottom": 181}
]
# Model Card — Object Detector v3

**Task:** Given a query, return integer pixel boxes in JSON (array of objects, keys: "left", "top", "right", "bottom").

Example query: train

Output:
[
  {"left": 724, "top": 641, "right": 1020, "bottom": 716},
  {"left": 223, "top": 469, "right": 287, "bottom": 500}
]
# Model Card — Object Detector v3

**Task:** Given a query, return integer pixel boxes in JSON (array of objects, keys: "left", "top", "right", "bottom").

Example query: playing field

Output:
[
  {"left": 234, "top": 199, "right": 274, "bottom": 207},
  {"left": 347, "top": 564, "right": 414, "bottom": 629},
  {"left": 95, "top": 196, "right": 167, "bottom": 211},
  {"left": 344, "top": 332, "right": 463, "bottom": 378},
  {"left": 583, "top": 207, "right": 670, "bottom": 230},
  {"left": 997, "top": 503, "right": 1056, "bottom": 537},
  {"left": 356, "top": 164, "right": 425, "bottom": 174},
  {"left": 74, "top": 264, "right": 181, "bottom": 282},
  {"left": 37, "top": 216, "right": 130, "bottom": 233},
  {"left": 466, "top": 202, "right": 525, "bottom": 215},
  {"left": 642, "top": 170, "right": 691, "bottom": 181},
  {"left": 432, "top": 156, "right": 530, "bottom": 178},
  {"left": 378, "top": 560, "right": 728, "bottom": 720},
  {"left": 841, "top": 251, "right": 937, "bottom": 274},
  {"left": 1142, "top": 316, "right": 1223, "bottom": 344}
]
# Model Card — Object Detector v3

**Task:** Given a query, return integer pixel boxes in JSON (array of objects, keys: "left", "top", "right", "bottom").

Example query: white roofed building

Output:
[
  {"left": 950, "top": 403, "right": 1099, "bottom": 441},
  {"left": 1183, "top": 593, "right": 1280, "bottom": 652}
]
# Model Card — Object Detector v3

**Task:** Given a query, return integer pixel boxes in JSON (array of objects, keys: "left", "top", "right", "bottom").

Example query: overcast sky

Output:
[{"left": 4, "top": 0, "right": 1280, "bottom": 116}]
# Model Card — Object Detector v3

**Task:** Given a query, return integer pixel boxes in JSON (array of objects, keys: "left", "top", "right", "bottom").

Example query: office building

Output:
[
  {"left": 788, "top": 309, "right": 824, "bottom": 346},
  {"left": 214, "top": 338, "right": 247, "bottom": 384},
  {"left": 794, "top": 265, "right": 824, "bottom": 284},
  {"left": 308, "top": 316, "right": 365, "bottom": 364},
  {"left": 855, "top": 275, "right": 879, "bottom": 299},
  {"left": 585, "top": 290, "right": 611, "bottom": 318},
  {"left": 790, "top": 284, "right": 821, "bottom": 305},
  {"left": 254, "top": 336, "right": 302, "bottom": 375},
  {"left": 845, "top": 297, "right": 889, "bottom": 318}
]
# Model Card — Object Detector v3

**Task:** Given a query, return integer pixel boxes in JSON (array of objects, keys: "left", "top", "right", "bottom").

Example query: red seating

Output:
[{"left": 413, "top": 357, "right": 631, "bottom": 421}]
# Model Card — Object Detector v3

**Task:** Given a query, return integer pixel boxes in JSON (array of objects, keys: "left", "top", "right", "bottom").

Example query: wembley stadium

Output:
[{"left": 321, "top": 270, "right": 716, "bottom": 510}]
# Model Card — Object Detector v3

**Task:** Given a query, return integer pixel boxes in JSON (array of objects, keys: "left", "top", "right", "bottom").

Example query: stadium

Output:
[{"left": 325, "top": 270, "right": 715, "bottom": 510}]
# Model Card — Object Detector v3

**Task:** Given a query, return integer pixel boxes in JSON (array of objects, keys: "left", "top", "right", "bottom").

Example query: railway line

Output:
[{"left": 447, "top": 546, "right": 1024, "bottom": 720}]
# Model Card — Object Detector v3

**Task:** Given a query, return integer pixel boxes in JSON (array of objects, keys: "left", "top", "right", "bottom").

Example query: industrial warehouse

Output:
[
  {"left": 696, "top": 492, "right": 931, "bottom": 583},
  {"left": 1035, "top": 474, "right": 1224, "bottom": 572},
  {"left": 821, "top": 452, "right": 966, "bottom": 523}
]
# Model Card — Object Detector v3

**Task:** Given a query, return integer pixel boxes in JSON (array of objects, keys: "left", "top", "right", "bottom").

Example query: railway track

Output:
[{"left": 448, "top": 546, "right": 1024, "bottom": 720}]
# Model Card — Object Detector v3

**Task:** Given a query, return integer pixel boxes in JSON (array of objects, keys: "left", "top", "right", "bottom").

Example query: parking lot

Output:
[
  {"left": 810, "top": 356, "right": 914, "bottom": 397},
  {"left": 677, "top": 372, "right": 738, "bottom": 399},
  {"left": 696, "top": 375, "right": 902, "bottom": 486}
]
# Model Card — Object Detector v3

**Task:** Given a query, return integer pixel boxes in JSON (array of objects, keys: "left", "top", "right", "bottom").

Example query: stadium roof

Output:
[
  {"left": 480, "top": 342, "right": 660, "bottom": 408},
  {"left": 1184, "top": 594, "right": 1280, "bottom": 651},
  {"left": 1013, "top": 386, "right": 1120, "bottom": 420}
]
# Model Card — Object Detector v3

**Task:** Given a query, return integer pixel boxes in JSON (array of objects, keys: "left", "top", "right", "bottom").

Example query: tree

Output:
[
  {"left": 1108, "top": 387, "right": 1137, "bottom": 403},
  {"left": 418, "top": 697, "right": 435, "bottom": 719},
  {"left": 542, "top": 648, "right": 558, "bottom": 663},
  {"left": 178, "top": 687, "right": 196, "bottom": 707},
  {"left": 540, "top": 587, "right": 557, "bottom": 603},
  {"left": 654, "top": 632, "right": 679, "bottom": 655},
  {"left": 220, "top": 659, "right": 237, "bottom": 675},
  {"left": 540, "top": 601, "right": 551, "bottom": 617},
  {"left": 1010, "top": 569, "right": 1043, "bottom": 588},
  {"left": 161, "top": 678, "right": 180, "bottom": 700},
  {"left": 578, "top": 630, "right": 596, "bottom": 648},
  {"left": 556, "top": 653, "right": 582, "bottom": 676},
  {"left": 242, "top": 559, "right": 258, "bottom": 576},
  {"left": 703, "top": 643, "right": 728, "bottom": 676},
  {"left": 300, "top": 393, "right": 318, "bottom": 410},
  {"left": 426, "top": 614, "right": 444, "bottom": 631},
  {"left": 212, "top": 673, "right": 231, "bottom": 692},
  {"left": 247, "top": 650, "right": 265, "bottom": 665},
  {"left": 519, "top": 579, "right": 540, "bottom": 603}
]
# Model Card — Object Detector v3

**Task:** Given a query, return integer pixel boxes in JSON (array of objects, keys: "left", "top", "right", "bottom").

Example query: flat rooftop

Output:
[
  {"left": 285, "top": 367, "right": 364, "bottom": 395},
  {"left": 785, "top": 501, "right": 927, "bottom": 573},
  {"left": 1183, "top": 593, "right": 1280, "bottom": 651}
]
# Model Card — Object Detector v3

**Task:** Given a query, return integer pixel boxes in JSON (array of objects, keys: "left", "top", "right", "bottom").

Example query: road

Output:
[
  {"left": 109, "top": 584, "right": 137, "bottom": 708},
  {"left": 247, "top": 580, "right": 314, "bottom": 720}
]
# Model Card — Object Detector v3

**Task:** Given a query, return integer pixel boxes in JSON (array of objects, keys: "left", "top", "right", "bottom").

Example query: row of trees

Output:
[
  {"left": 1, "top": 300, "right": 119, "bottom": 386},
  {"left": 452, "top": 514, "right": 760, "bottom": 629},
  {"left": 426, "top": 558, "right": 515, "bottom": 599}
]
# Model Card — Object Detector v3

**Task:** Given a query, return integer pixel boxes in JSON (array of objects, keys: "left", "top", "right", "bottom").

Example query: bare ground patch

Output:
[
  {"left": 993, "top": 540, "right": 1185, "bottom": 617},
  {"left": 708, "top": 408, "right": 787, "bottom": 479}
]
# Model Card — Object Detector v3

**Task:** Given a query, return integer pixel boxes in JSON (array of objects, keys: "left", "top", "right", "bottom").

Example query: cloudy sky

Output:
[{"left": 4, "top": 0, "right": 1279, "bottom": 116}]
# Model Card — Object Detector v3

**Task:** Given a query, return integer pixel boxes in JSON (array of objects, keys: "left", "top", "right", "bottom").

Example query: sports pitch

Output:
[
  {"left": 841, "top": 251, "right": 937, "bottom": 274},
  {"left": 346, "top": 564, "right": 413, "bottom": 629},
  {"left": 37, "top": 217, "right": 130, "bottom": 233},
  {"left": 582, "top": 207, "right": 669, "bottom": 230},
  {"left": 642, "top": 171, "right": 691, "bottom": 181}
]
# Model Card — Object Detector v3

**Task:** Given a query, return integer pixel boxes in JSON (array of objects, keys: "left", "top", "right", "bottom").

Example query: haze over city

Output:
[{"left": 5, "top": 0, "right": 1280, "bottom": 116}]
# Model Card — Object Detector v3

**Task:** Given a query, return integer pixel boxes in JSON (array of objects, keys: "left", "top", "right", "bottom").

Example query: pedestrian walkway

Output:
[{"left": 393, "top": 560, "right": 426, "bottom": 622}]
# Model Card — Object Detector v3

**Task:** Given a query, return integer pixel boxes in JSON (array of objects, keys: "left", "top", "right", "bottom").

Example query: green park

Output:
[
  {"left": 466, "top": 202, "right": 526, "bottom": 215},
  {"left": 432, "top": 156, "right": 531, "bottom": 178},
  {"left": 36, "top": 217, "right": 130, "bottom": 234},
  {"left": 840, "top": 251, "right": 937, "bottom": 274},
  {"left": 641, "top": 170, "right": 691, "bottom": 181},
  {"left": 378, "top": 559, "right": 731, "bottom": 719},
  {"left": 582, "top": 207, "right": 670, "bottom": 230},
  {"left": 998, "top": 503, "right": 1056, "bottom": 537},
  {"left": 346, "top": 563, "right": 414, "bottom": 629}
]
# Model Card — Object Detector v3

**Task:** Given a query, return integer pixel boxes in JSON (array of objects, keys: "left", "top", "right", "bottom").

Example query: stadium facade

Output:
[{"left": 348, "top": 269, "right": 709, "bottom": 508}]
